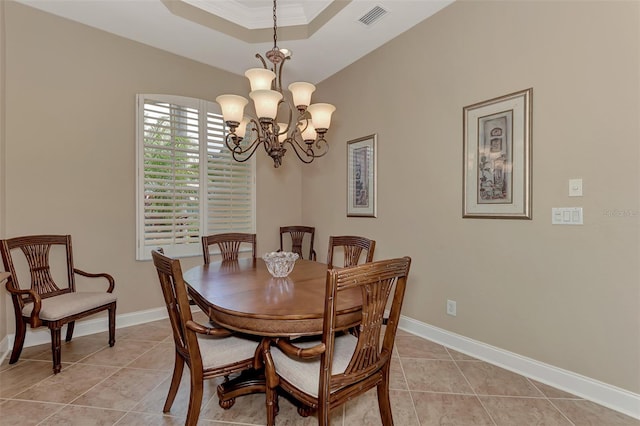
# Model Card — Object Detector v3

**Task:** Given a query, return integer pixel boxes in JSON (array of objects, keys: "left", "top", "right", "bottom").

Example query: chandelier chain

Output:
[{"left": 272, "top": 0, "right": 278, "bottom": 49}]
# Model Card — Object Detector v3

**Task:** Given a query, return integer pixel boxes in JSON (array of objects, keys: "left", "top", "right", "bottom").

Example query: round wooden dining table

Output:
[{"left": 183, "top": 258, "right": 362, "bottom": 337}]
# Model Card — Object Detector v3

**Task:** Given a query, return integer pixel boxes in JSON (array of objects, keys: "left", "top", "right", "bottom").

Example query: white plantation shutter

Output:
[{"left": 136, "top": 94, "right": 255, "bottom": 260}]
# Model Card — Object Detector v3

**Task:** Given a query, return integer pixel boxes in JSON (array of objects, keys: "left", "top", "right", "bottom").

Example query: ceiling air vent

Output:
[{"left": 358, "top": 5, "right": 388, "bottom": 26}]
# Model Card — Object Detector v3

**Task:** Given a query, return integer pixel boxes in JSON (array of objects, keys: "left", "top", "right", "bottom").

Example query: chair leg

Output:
[
  {"left": 317, "top": 399, "right": 330, "bottom": 426},
  {"left": 265, "top": 386, "right": 278, "bottom": 426},
  {"left": 163, "top": 352, "right": 185, "bottom": 413},
  {"left": 50, "top": 327, "right": 62, "bottom": 374},
  {"left": 9, "top": 318, "right": 27, "bottom": 364},
  {"left": 108, "top": 303, "right": 116, "bottom": 347},
  {"left": 376, "top": 373, "right": 394, "bottom": 426},
  {"left": 65, "top": 321, "right": 75, "bottom": 342},
  {"left": 185, "top": 373, "right": 204, "bottom": 426}
]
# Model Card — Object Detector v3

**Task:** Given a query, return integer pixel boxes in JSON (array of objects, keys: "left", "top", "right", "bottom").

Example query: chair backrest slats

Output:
[
  {"left": 279, "top": 226, "right": 316, "bottom": 260},
  {"left": 202, "top": 233, "right": 256, "bottom": 264},
  {"left": 320, "top": 257, "right": 411, "bottom": 395},
  {"left": 326, "top": 235, "right": 376, "bottom": 268},
  {"left": 0, "top": 235, "right": 76, "bottom": 303}
]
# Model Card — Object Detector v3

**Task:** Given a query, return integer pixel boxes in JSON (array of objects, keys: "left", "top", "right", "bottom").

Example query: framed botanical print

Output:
[
  {"left": 463, "top": 88, "right": 532, "bottom": 219},
  {"left": 347, "top": 134, "right": 377, "bottom": 217}
]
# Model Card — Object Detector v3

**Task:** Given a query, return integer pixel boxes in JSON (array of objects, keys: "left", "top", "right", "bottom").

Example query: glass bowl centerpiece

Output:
[{"left": 263, "top": 251, "right": 299, "bottom": 277}]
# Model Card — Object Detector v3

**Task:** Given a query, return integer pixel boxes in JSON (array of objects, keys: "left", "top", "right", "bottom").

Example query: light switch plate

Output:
[
  {"left": 552, "top": 207, "right": 583, "bottom": 225},
  {"left": 569, "top": 179, "right": 583, "bottom": 197}
]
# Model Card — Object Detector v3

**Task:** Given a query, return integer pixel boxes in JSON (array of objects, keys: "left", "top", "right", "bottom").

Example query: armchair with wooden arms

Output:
[
  {"left": 152, "top": 250, "right": 262, "bottom": 425},
  {"left": 0, "top": 234, "right": 117, "bottom": 374},
  {"left": 262, "top": 257, "right": 411, "bottom": 425},
  {"left": 279, "top": 226, "right": 317, "bottom": 261}
]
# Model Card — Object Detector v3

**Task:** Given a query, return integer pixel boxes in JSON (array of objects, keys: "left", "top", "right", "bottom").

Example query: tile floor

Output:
[{"left": 1, "top": 313, "right": 638, "bottom": 426}]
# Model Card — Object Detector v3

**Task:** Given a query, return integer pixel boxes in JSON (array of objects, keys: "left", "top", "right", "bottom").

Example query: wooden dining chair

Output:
[
  {"left": 279, "top": 226, "right": 316, "bottom": 260},
  {"left": 201, "top": 233, "right": 256, "bottom": 264},
  {"left": 262, "top": 257, "right": 412, "bottom": 425},
  {"left": 151, "top": 250, "right": 262, "bottom": 425},
  {"left": 0, "top": 234, "right": 117, "bottom": 374},
  {"left": 326, "top": 235, "right": 376, "bottom": 268}
]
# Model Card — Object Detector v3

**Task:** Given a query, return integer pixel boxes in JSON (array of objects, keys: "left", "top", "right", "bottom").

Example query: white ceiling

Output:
[{"left": 16, "top": 0, "right": 453, "bottom": 84}]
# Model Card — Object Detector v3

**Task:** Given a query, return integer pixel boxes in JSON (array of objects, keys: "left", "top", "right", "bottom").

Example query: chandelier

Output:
[{"left": 215, "top": 0, "right": 336, "bottom": 168}]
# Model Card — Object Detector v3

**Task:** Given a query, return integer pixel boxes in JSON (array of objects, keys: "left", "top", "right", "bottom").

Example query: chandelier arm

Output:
[
  {"left": 282, "top": 139, "right": 315, "bottom": 164},
  {"left": 255, "top": 53, "right": 267, "bottom": 69},
  {"left": 311, "top": 137, "right": 330, "bottom": 158},
  {"left": 276, "top": 58, "right": 287, "bottom": 92},
  {"left": 224, "top": 132, "right": 264, "bottom": 162}
]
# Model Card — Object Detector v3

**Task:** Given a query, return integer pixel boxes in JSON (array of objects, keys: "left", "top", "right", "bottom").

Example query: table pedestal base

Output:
[{"left": 217, "top": 369, "right": 266, "bottom": 409}]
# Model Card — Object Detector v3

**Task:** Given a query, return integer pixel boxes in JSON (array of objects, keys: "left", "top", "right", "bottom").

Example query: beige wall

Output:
[
  {"left": 0, "top": 1, "right": 7, "bottom": 343},
  {"left": 2, "top": 2, "right": 302, "bottom": 333},
  {"left": 305, "top": 0, "right": 640, "bottom": 393}
]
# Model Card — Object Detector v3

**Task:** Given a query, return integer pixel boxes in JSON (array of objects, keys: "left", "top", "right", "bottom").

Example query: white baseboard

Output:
[
  {"left": 4, "top": 306, "right": 170, "bottom": 350},
  {"left": 2, "top": 308, "right": 637, "bottom": 420},
  {"left": 398, "top": 315, "right": 640, "bottom": 420}
]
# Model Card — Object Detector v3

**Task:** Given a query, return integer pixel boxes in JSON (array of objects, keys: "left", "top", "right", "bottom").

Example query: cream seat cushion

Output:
[
  {"left": 270, "top": 333, "right": 358, "bottom": 398},
  {"left": 22, "top": 292, "right": 117, "bottom": 321},
  {"left": 197, "top": 334, "right": 258, "bottom": 369}
]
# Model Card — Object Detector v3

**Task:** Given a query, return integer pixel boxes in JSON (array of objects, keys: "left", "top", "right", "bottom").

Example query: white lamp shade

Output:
[
  {"left": 307, "top": 103, "right": 336, "bottom": 130},
  {"left": 245, "top": 68, "right": 276, "bottom": 91},
  {"left": 276, "top": 123, "right": 288, "bottom": 142},
  {"left": 216, "top": 95, "right": 248, "bottom": 124},
  {"left": 299, "top": 121, "right": 316, "bottom": 141},
  {"left": 288, "top": 82, "right": 315, "bottom": 108},
  {"left": 250, "top": 90, "right": 283, "bottom": 120},
  {"left": 236, "top": 117, "right": 250, "bottom": 138}
]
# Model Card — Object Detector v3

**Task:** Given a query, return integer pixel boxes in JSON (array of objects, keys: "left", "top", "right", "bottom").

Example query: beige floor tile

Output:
[
  {"left": 126, "top": 342, "right": 176, "bottom": 371},
  {"left": 389, "top": 357, "right": 408, "bottom": 390},
  {"left": 119, "top": 411, "right": 242, "bottom": 425},
  {"left": 14, "top": 363, "right": 118, "bottom": 404},
  {"left": 71, "top": 367, "right": 169, "bottom": 411},
  {"left": 0, "top": 399, "right": 64, "bottom": 425},
  {"left": 11, "top": 342, "right": 51, "bottom": 360},
  {"left": 38, "top": 404, "right": 127, "bottom": 425},
  {"left": 447, "top": 347, "right": 481, "bottom": 361},
  {"left": 530, "top": 379, "right": 583, "bottom": 399},
  {"left": 119, "top": 322, "right": 173, "bottom": 342},
  {"left": 552, "top": 399, "right": 640, "bottom": 426},
  {"left": 267, "top": 393, "right": 341, "bottom": 425},
  {"left": 0, "top": 359, "right": 55, "bottom": 398},
  {"left": 395, "top": 335, "right": 452, "bottom": 359},
  {"left": 401, "top": 359, "right": 473, "bottom": 394},
  {"left": 116, "top": 412, "right": 185, "bottom": 426},
  {"left": 199, "top": 392, "right": 267, "bottom": 424},
  {"left": 132, "top": 370, "right": 221, "bottom": 417},
  {"left": 77, "top": 339, "right": 158, "bottom": 367},
  {"left": 411, "top": 392, "right": 494, "bottom": 425},
  {"left": 200, "top": 387, "right": 331, "bottom": 425},
  {"left": 343, "top": 388, "right": 419, "bottom": 426},
  {"left": 2, "top": 325, "right": 636, "bottom": 426},
  {"left": 456, "top": 361, "right": 544, "bottom": 397},
  {"left": 479, "top": 395, "right": 573, "bottom": 425},
  {"left": 25, "top": 336, "right": 111, "bottom": 364}
]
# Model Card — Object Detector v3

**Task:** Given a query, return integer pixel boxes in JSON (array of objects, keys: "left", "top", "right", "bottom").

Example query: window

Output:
[{"left": 136, "top": 94, "right": 255, "bottom": 260}]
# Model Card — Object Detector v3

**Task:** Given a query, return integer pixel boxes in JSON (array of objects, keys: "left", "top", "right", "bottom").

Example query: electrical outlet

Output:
[{"left": 446, "top": 300, "right": 457, "bottom": 316}]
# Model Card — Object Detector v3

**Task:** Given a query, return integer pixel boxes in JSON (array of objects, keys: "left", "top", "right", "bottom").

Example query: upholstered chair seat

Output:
[
  {"left": 197, "top": 334, "right": 259, "bottom": 369},
  {"left": 21, "top": 292, "right": 117, "bottom": 320},
  {"left": 269, "top": 334, "right": 357, "bottom": 397}
]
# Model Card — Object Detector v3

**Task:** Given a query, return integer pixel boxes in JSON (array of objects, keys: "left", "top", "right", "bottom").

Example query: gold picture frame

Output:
[
  {"left": 463, "top": 88, "right": 532, "bottom": 219},
  {"left": 347, "top": 134, "right": 377, "bottom": 217}
]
